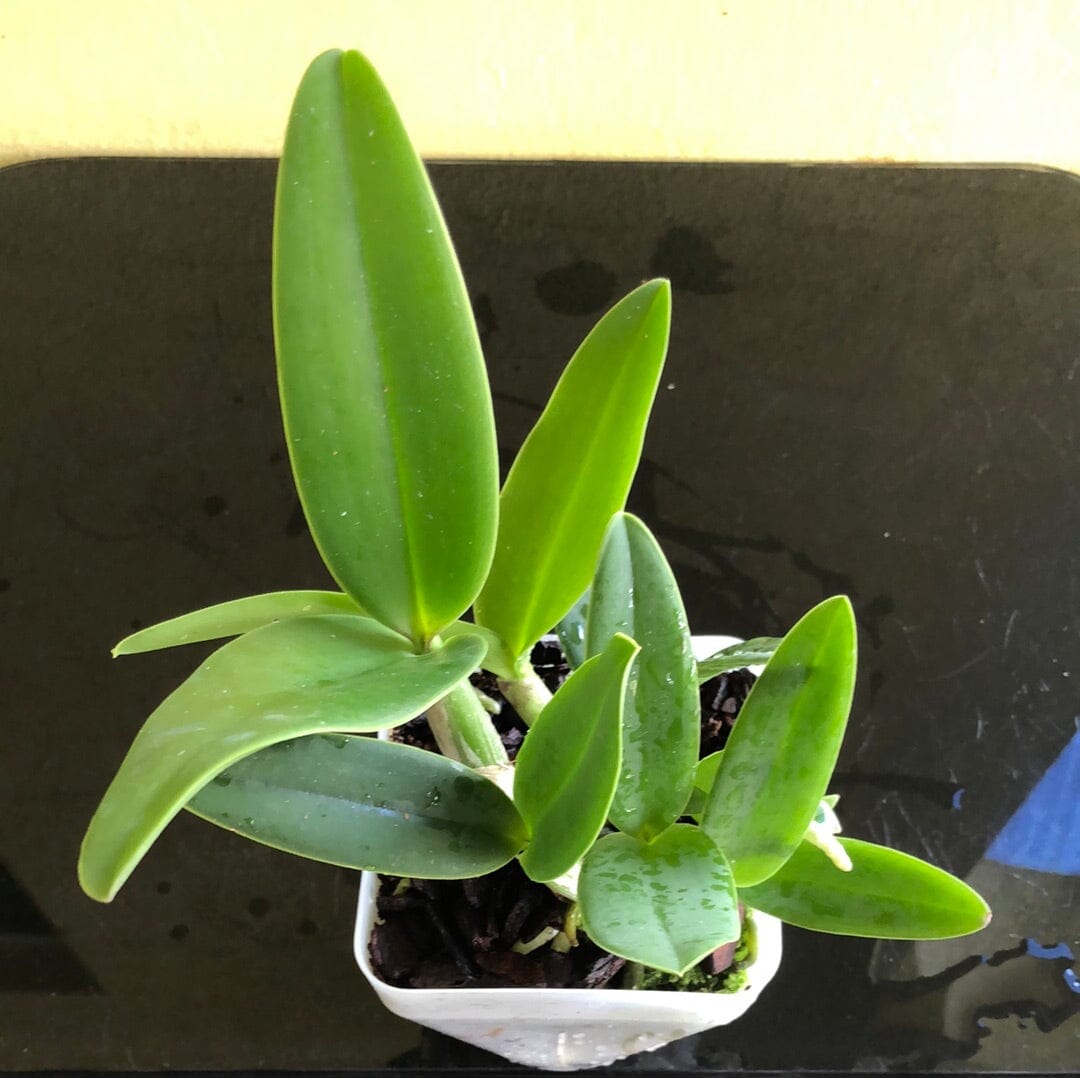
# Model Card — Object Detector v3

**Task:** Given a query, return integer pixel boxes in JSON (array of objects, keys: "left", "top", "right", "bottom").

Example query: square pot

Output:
[
  {"left": 353, "top": 635, "right": 783, "bottom": 1070},
  {"left": 354, "top": 873, "right": 781, "bottom": 1070}
]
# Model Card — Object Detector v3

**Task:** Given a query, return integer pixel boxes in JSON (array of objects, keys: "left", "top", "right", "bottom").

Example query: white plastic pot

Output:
[{"left": 353, "top": 635, "right": 783, "bottom": 1071}]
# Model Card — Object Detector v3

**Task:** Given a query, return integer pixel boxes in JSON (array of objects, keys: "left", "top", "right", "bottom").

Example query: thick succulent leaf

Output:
[
  {"left": 586, "top": 514, "right": 698, "bottom": 840},
  {"left": 702, "top": 596, "right": 857, "bottom": 887},
  {"left": 514, "top": 634, "right": 638, "bottom": 882},
  {"left": 274, "top": 49, "right": 498, "bottom": 645},
  {"left": 697, "top": 637, "right": 782, "bottom": 681},
  {"left": 578, "top": 825, "right": 740, "bottom": 975},
  {"left": 188, "top": 734, "right": 525, "bottom": 878},
  {"left": 555, "top": 588, "right": 590, "bottom": 670},
  {"left": 739, "top": 837, "right": 992, "bottom": 939},
  {"left": 474, "top": 280, "right": 671, "bottom": 659},
  {"left": 79, "top": 615, "right": 485, "bottom": 902},
  {"left": 112, "top": 591, "right": 364, "bottom": 656}
]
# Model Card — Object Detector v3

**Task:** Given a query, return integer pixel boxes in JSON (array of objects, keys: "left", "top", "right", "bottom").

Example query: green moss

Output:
[{"left": 631, "top": 910, "right": 757, "bottom": 994}]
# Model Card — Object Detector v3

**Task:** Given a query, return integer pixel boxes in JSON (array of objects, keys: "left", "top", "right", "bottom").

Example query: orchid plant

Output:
[{"left": 78, "top": 49, "right": 989, "bottom": 979}]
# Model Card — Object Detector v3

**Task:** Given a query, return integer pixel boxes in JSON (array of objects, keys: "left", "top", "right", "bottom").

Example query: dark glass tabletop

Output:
[{"left": 1, "top": 158, "right": 1077, "bottom": 1073}]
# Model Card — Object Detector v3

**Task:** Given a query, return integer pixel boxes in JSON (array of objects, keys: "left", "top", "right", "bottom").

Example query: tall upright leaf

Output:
[
  {"left": 189, "top": 735, "right": 526, "bottom": 878},
  {"left": 79, "top": 616, "right": 485, "bottom": 902},
  {"left": 274, "top": 50, "right": 498, "bottom": 646},
  {"left": 702, "top": 596, "right": 857, "bottom": 887},
  {"left": 739, "top": 838, "right": 991, "bottom": 939},
  {"left": 514, "top": 634, "right": 638, "bottom": 882},
  {"left": 474, "top": 280, "right": 671, "bottom": 660},
  {"left": 586, "top": 514, "right": 698, "bottom": 840}
]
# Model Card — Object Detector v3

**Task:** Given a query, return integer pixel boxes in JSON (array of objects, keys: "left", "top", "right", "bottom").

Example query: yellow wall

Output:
[{"left": 2, "top": 0, "right": 1078, "bottom": 169}]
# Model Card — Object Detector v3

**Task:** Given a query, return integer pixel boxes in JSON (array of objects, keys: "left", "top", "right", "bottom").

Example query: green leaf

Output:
[
  {"left": 555, "top": 588, "right": 590, "bottom": 670},
  {"left": 514, "top": 633, "right": 638, "bottom": 882},
  {"left": 702, "top": 596, "right": 857, "bottom": 887},
  {"left": 578, "top": 825, "right": 739, "bottom": 975},
  {"left": 685, "top": 751, "right": 724, "bottom": 817},
  {"left": 274, "top": 50, "right": 498, "bottom": 646},
  {"left": 586, "top": 514, "right": 698, "bottom": 840},
  {"left": 739, "top": 837, "right": 992, "bottom": 939},
  {"left": 439, "top": 621, "right": 517, "bottom": 681},
  {"left": 474, "top": 280, "right": 671, "bottom": 659},
  {"left": 112, "top": 591, "right": 365, "bottom": 656},
  {"left": 697, "top": 637, "right": 782, "bottom": 681},
  {"left": 188, "top": 734, "right": 525, "bottom": 878},
  {"left": 78, "top": 615, "right": 485, "bottom": 902}
]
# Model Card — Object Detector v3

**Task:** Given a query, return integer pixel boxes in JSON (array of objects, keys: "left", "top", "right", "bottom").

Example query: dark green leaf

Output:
[
  {"left": 274, "top": 50, "right": 498, "bottom": 645},
  {"left": 696, "top": 637, "right": 782, "bottom": 681},
  {"left": 586, "top": 514, "right": 698, "bottom": 840},
  {"left": 702, "top": 596, "right": 857, "bottom": 887},
  {"left": 188, "top": 734, "right": 525, "bottom": 878},
  {"left": 555, "top": 588, "right": 590, "bottom": 670},
  {"left": 474, "top": 280, "right": 671, "bottom": 660},
  {"left": 578, "top": 825, "right": 740, "bottom": 975},
  {"left": 739, "top": 837, "right": 992, "bottom": 939},
  {"left": 112, "top": 591, "right": 364, "bottom": 656},
  {"left": 514, "top": 634, "right": 638, "bottom": 882},
  {"left": 79, "top": 615, "right": 485, "bottom": 902}
]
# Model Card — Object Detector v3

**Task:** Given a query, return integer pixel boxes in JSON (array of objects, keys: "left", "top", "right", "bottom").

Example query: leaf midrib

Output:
[
  {"left": 337, "top": 65, "right": 427, "bottom": 645},
  {"left": 509, "top": 312, "right": 655, "bottom": 654},
  {"left": 199, "top": 772, "right": 518, "bottom": 844}
]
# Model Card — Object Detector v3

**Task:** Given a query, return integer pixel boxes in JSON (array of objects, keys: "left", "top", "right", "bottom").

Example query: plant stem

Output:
[
  {"left": 426, "top": 680, "right": 508, "bottom": 768},
  {"left": 498, "top": 668, "right": 553, "bottom": 726}
]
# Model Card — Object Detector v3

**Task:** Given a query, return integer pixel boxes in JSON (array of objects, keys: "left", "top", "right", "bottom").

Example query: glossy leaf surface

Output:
[
  {"left": 474, "top": 280, "right": 671, "bottom": 659},
  {"left": 79, "top": 616, "right": 485, "bottom": 901},
  {"left": 188, "top": 734, "right": 525, "bottom": 878},
  {"left": 702, "top": 596, "right": 857, "bottom": 887},
  {"left": 112, "top": 591, "right": 364, "bottom": 656},
  {"left": 697, "top": 637, "right": 782, "bottom": 681},
  {"left": 579, "top": 825, "right": 740, "bottom": 974},
  {"left": 555, "top": 588, "right": 590, "bottom": 670},
  {"left": 274, "top": 49, "right": 498, "bottom": 645},
  {"left": 739, "top": 837, "right": 991, "bottom": 939},
  {"left": 586, "top": 513, "right": 698, "bottom": 840},
  {"left": 514, "top": 634, "right": 638, "bottom": 882}
]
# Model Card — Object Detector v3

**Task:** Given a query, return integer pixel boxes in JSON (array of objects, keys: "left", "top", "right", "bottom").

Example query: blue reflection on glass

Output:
[
  {"left": 985, "top": 729, "right": 1080, "bottom": 875},
  {"left": 1025, "top": 939, "right": 1074, "bottom": 960}
]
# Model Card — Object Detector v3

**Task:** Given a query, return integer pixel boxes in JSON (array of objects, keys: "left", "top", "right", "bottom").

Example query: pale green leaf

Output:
[
  {"left": 697, "top": 637, "right": 782, "bottom": 681},
  {"left": 474, "top": 280, "right": 671, "bottom": 659},
  {"left": 112, "top": 591, "right": 364, "bottom": 656},
  {"left": 685, "top": 751, "right": 724, "bottom": 818},
  {"left": 439, "top": 620, "right": 518, "bottom": 681}
]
